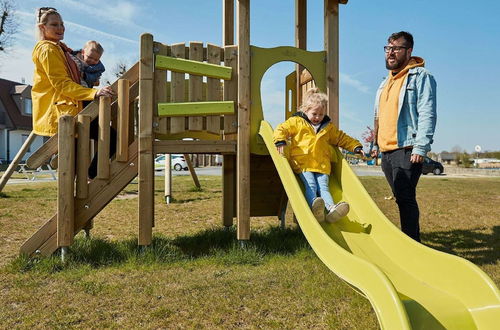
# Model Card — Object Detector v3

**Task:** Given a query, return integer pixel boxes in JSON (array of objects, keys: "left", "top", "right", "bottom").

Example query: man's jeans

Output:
[
  {"left": 381, "top": 148, "right": 423, "bottom": 241},
  {"left": 298, "top": 171, "right": 334, "bottom": 210}
]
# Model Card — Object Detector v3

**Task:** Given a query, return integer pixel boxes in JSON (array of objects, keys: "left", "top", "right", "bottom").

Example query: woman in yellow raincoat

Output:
[{"left": 31, "top": 7, "right": 114, "bottom": 136}]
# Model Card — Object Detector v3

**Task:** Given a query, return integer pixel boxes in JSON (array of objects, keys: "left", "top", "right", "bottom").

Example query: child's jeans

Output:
[{"left": 298, "top": 171, "right": 334, "bottom": 210}]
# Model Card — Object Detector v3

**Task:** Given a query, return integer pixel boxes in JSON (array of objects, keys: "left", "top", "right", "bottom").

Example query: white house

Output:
[{"left": 0, "top": 78, "right": 47, "bottom": 163}]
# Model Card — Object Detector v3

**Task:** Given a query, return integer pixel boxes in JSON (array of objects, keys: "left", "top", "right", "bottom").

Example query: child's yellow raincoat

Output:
[{"left": 274, "top": 112, "right": 362, "bottom": 175}]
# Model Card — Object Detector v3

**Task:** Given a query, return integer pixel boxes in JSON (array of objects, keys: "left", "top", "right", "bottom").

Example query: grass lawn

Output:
[{"left": 0, "top": 175, "right": 498, "bottom": 328}]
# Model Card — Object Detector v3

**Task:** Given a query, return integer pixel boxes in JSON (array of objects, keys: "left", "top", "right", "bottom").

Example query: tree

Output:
[
  {"left": 361, "top": 126, "right": 375, "bottom": 149},
  {"left": 104, "top": 60, "right": 129, "bottom": 85},
  {"left": 0, "top": 0, "right": 17, "bottom": 53}
]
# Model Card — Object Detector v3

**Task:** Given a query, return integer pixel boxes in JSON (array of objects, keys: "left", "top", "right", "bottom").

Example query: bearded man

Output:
[{"left": 371, "top": 31, "right": 437, "bottom": 242}]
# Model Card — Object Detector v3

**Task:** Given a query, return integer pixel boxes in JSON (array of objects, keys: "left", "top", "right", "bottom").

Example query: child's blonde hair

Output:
[
  {"left": 299, "top": 88, "right": 328, "bottom": 113},
  {"left": 84, "top": 40, "right": 104, "bottom": 55}
]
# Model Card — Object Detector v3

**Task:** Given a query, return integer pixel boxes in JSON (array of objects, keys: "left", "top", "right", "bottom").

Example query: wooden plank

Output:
[
  {"left": 25, "top": 62, "right": 140, "bottom": 170},
  {"left": 223, "top": 0, "right": 235, "bottom": 45},
  {"left": 155, "top": 43, "right": 170, "bottom": 135},
  {"left": 223, "top": 45, "right": 238, "bottom": 135},
  {"left": 170, "top": 43, "right": 187, "bottom": 134},
  {"left": 188, "top": 42, "right": 204, "bottom": 131},
  {"left": 76, "top": 114, "right": 91, "bottom": 199},
  {"left": 138, "top": 33, "right": 154, "bottom": 246},
  {"left": 184, "top": 154, "right": 200, "bottom": 189},
  {"left": 158, "top": 101, "right": 234, "bottom": 117},
  {"left": 154, "top": 140, "right": 236, "bottom": 154},
  {"left": 97, "top": 96, "right": 111, "bottom": 179},
  {"left": 324, "top": 0, "right": 339, "bottom": 126},
  {"left": 237, "top": 0, "right": 251, "bottom": 240},
  {"left": 206, "top": 43, "right": 222, "bottom": 134},
  {"left": 0, "top": 131, "right": 36, "bottom": 192},
  {"left": 57, "top": 115, "right": 75, "bottom": 247},
  {"left": 222, "top": 154, "right": 236, "bottom": 226},
  {"left": 155, "top": 54, "right": 232, "bottom": 80},
  {"left": 117, "top": 79, "right": 130, "bottom": 162},
  {"left": 296, "top": 0, "right": 307, "bottom": 107}
]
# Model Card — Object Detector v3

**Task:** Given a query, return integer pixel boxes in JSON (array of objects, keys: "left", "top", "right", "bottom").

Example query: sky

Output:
[{"left": 1, "top": 0, "right": 499, "bottom": 154}]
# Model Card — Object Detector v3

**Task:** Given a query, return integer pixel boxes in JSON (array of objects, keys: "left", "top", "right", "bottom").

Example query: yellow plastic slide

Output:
[{"left": 259, "top": 120, "right": 500, "bottom": 329}]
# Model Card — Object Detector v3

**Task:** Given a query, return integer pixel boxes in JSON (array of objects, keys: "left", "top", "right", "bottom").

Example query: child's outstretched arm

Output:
[{"left": 273, "top": 119, "right": 296, "bottom": 156}]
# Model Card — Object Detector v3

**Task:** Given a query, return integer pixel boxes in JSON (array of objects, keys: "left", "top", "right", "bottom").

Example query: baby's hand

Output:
[{"left": 276, "top": 145, "right": 285, "bottom": 156}]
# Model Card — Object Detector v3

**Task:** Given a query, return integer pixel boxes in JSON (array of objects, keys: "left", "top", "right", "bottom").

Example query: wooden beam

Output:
[
  {"left": 97, "top": 96, "right": 111, "bottom": 179},
  {"left": 188, "top": 41, "right": 204, "bottom": 131},
  {"left": 155, "top": 54, "right": 232, "bottom": 80},
  {"left": 138, "top": 33, "right": 154, "bottom": 246},
  {"left": 206, "top": 43, "right": 223, "bottom": 134},
  {"left": 324, "top": 0, "right": 339, "bottom": 126},
  {"left": 57, "top": 115, "right": 75, "bottom": 248},
  {"left": 154, "top": 140, "right": 236, "bottom": 154},
  {"left": 158, "top": 101, "right": 235, "bottom": 117},
  {"left": 117, "top": 79, "right": 130, "bottom": 162},
  {"left": 170, "top": 43, "right": 187, "bottom": 135},
  {"left": 76, "top": 114, "right": 91, "bottom": 199},
  {"left": 223, "top": 0, "right": 235, "bottom": 45},
  {"left": 223, "top": 45, "right": 238, "bottom": 135},
  {"left": 296, "top": 0, "right": 307, "bottom": 106},
  {"left": 237, "top": 0, "right": 251, "bottom": 240},
  {"left": 0, "top": 131, "right": 36, "bottom": 192}
]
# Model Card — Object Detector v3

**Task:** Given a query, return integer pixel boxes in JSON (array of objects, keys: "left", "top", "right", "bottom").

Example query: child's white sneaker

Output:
[
  {"left": 311, "top": 197, "right": 325, "bottom": 222},
  {"left": 326, "top": 202, "right": 350, "bottom": 223}
]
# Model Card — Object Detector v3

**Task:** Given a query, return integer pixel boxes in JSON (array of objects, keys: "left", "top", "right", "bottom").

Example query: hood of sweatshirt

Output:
[{"left": 391, "top": 56, "right": 425, "bottom": 79}]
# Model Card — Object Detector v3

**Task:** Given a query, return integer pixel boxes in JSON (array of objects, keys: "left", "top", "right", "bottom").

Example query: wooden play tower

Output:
[{"left": 19, "top": 0, "right": 348, "bottom": 256}]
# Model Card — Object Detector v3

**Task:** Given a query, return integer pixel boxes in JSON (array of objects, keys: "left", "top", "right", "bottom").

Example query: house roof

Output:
[{"left": 0, "top": 78, "right": 32, "bottom": 130}]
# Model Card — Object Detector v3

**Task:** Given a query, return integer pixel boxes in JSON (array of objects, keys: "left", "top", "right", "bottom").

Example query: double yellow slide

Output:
[{"left": 260, "top": 121, "right": 500, "bottom": 329}]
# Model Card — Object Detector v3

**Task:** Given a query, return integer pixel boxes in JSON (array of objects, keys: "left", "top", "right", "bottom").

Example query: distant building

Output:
[
  {"left": 0, "top": 78, "right": 46, "bottom": 163},
  {"left": 438, "top": 152, "right": 457, "bottom": 165}
]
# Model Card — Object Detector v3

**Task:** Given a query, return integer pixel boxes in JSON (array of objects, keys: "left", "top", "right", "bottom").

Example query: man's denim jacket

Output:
[{"left": 373, "top": 67, "right": 437, "bottom": 157}]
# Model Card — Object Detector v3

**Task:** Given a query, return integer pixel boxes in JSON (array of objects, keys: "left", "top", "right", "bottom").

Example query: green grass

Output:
[{"left": 0, "top": 175, "right": 499, "bottom": 328}]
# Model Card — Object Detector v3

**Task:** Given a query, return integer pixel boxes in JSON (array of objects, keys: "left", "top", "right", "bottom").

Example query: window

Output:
[
  {"left": 22, "top": 134, "right": 31, "bottom": 152},
  {"left": 24, "top": 98, "right": 32, "bottom": 115}
]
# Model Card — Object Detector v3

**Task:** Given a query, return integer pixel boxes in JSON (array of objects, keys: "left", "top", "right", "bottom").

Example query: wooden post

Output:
[
  {"left": 117, "top": 79, "right": 130, "bottom": 162},
  {"left": 0, "top": 131, "right": 37, "bottom": 192},
  {"left": 237, "top": 0, "right": 251, "bottom": 240},
  {"left": 138, "top": 33, "right": 155, "bottom": 246},
  {"left": 324, "top": 0, "right": 339, "bottom": 126},
  {"left": 188, "top": 41, "right": 204, "bottom": 131},
  {"left": 164, "top": 154, "right": 172, "bottom": 203},
  {"left": 170, "top": 42, "right": 187, "bottom": 134},
  {"left": 97, "top": 96, "right": 111, "bottom": 179},
  {"left": 207, "top": 43, "right": 222, "bottom": 134},
  {"left": 76, "top": 114, "right": 91, "bottom": 199},
  {"left": 57, "top": 115, "right": 75, "bottom": 248},
  {"left": 296, "top": 0, "right": 307, "bottom": 107},
  {"left": 223, "top": 0, "right": 235, "bottom": 45}
]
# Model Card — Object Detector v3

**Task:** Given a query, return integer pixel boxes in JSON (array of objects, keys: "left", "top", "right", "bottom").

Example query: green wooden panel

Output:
[
  {"left": 158, "top": 101, "right": 235, "bottom": 117},
  {"left": 155, "top": 55, "right": 232, "bottom": 80}
]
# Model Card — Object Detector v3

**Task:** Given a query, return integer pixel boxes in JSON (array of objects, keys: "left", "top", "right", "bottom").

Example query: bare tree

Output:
[
  {"left": 103, "top": 60, "right": 128, "bottom": 85},
  {"left": 0, "top": 0, "right": 18, "bottom": 52}
]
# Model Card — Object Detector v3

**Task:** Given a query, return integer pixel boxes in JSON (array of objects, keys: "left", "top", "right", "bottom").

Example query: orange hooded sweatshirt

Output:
[{"left": 377, "top": 57, "right": 424, "bottom": 152}]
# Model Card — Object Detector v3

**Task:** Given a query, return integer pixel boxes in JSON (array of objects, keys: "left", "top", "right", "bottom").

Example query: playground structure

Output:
[{"left": 3, "top": 1, "right": 499, "bottom": 328}]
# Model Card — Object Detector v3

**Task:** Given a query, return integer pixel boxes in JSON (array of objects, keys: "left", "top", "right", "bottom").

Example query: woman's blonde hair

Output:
[
  {"left": 35, "top": 7, "right": 61, "bottom": 41},
  {"left": 299, "top": 88, "right": 328, "bottom": 113}
]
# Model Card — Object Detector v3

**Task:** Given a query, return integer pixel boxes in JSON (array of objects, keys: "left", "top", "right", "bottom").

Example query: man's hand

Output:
[
  {"left": 410, "top": 153, "right": 424, "bottom": 163},
  {"left": 276, "top": 145, "right": 285, "bottom": 156}
]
